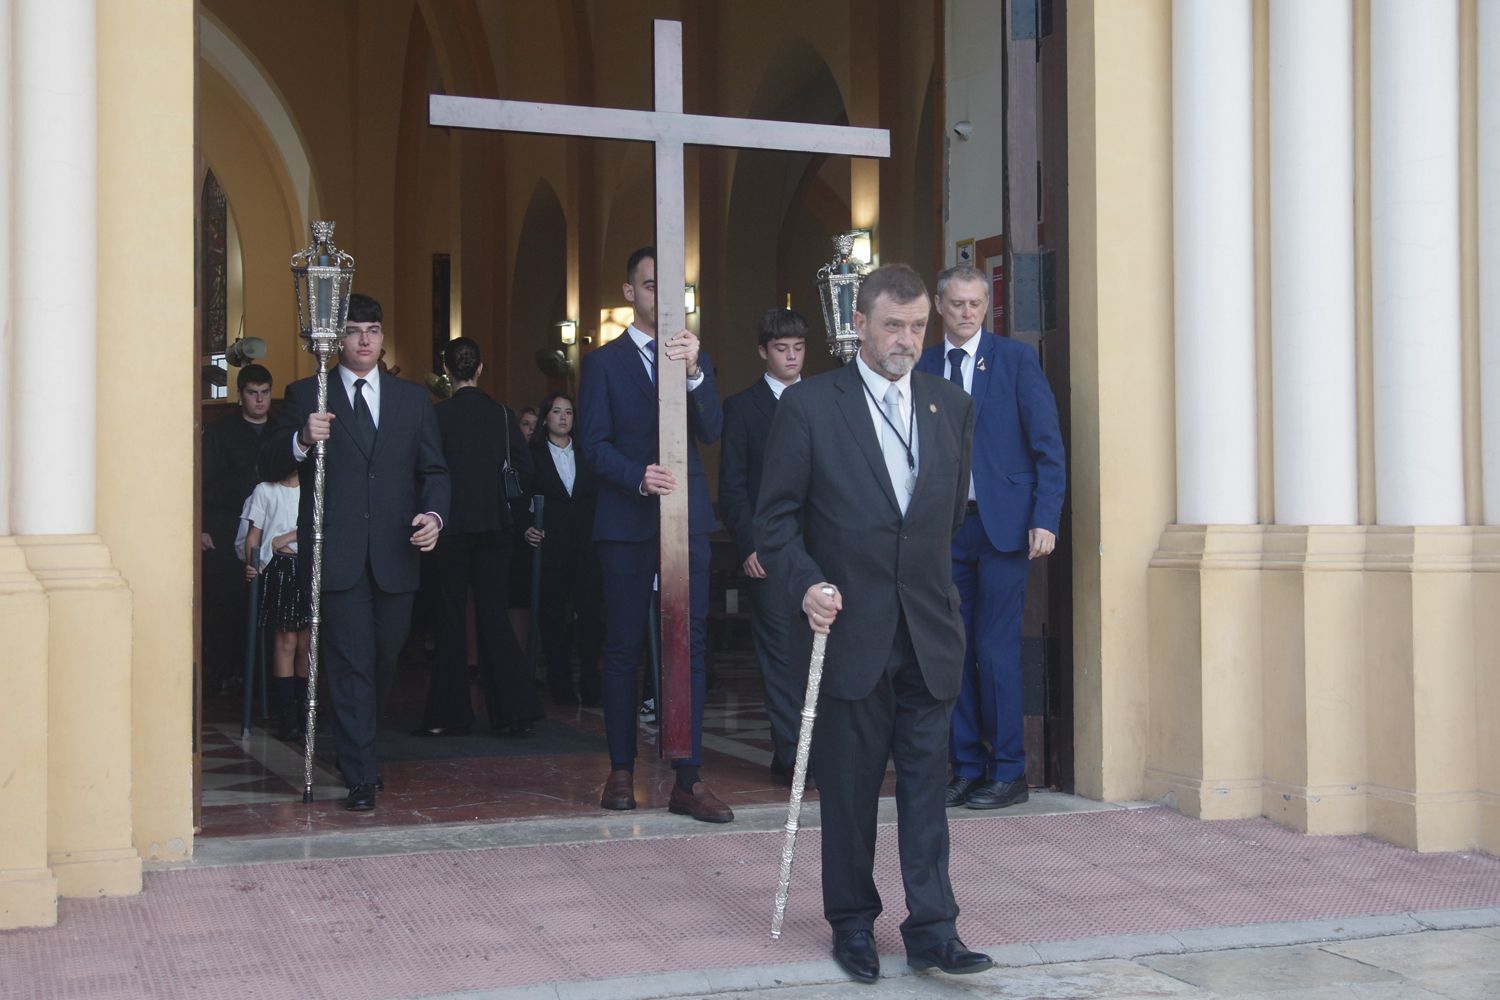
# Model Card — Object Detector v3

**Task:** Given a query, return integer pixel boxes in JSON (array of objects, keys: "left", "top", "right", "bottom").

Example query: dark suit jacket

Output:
[
  {"left": 202, "top": 412, "right": 267, "bottom": 550},
  {"left": 719, "top": 377, "right": 779, "bottom": 562},
  {"left": 576, "top": 332, "right": 722, "bottom": 542},
  {"left": 264, "top": 368, "right": 450, "bottom": 594},
  {"left": 916, "top": 331, "right": 1065, "bottom": 552},
  {"left": 529, "top": 437, "right": 599, "bottom": 571},
  {"left": 434, "top": 386, "right": 533, "bottom": 535},
  {"left": 754, "top": 362, "right": 974, "bottom": 701}
]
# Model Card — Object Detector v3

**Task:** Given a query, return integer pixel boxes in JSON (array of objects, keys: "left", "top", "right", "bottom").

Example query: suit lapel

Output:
[
  {"left": 369, "top": 370, "right": 396, "bottom": 460},
  {"left": 971, "top": 332, "right": 996, "bottom": 420},
  {"left": 616, "top": 334, "right": 655, "bottom": 402},
  {"left": 327, "top": 368, "right": 371, "bottom": 461},
  {"left": 910, "top": 376, "right": 941, "bottom": 511},
  {"left": 834, "top": 364, "right": 901, "bottom": 516},
  {"left": 751, "top": 377, "right": 776, "bottom": 425}
]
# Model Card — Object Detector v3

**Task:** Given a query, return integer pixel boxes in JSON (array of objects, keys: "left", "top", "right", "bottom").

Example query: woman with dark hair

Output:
[
  {"left": 418, "top": 336, "right": 541, "bottom": 737},
  {"left": 525, "top": 392, "right": 604, "bottom": 706}
]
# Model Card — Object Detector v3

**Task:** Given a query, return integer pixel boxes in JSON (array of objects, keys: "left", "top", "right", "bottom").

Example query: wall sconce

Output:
[
  {"left": 557, "top": 319, "right": 578, "bottom": 346},
  {"left": 846, "top": 229, "right": 874, "bottom": 267},
  {"left": 684, "top": 284, "right": 698, "bottom": 314}
]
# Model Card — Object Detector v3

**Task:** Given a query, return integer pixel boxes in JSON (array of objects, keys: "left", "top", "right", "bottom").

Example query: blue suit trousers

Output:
[
  {"left": 949, "top": 511, "right": 1031, "bottom": 783},
  {"left": 596, "top": 535, "right": 710, "bottom": 767}
]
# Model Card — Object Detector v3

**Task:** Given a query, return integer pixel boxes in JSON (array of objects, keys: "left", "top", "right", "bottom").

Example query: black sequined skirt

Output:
[{"left": 258, "top": 553, "right": 309, "bottom": 632}]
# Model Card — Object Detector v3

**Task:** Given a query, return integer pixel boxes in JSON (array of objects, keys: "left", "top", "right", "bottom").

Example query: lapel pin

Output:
[
  {"left": 977, "top": 356, "right": 988, "bottom": 372},
  {"left": 929, "top": 403, "right": 937, "bottom": 413}
]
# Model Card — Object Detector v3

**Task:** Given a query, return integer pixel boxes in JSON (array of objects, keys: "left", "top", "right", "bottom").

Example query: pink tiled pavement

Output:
[{"left": 5, "top": 807, "right": 1500, "bottom": 1000}]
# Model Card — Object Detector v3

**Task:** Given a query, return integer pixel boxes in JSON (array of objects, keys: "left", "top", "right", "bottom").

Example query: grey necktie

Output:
[{"left": 882, "top": 383, "right": 913, "bottom": 515}]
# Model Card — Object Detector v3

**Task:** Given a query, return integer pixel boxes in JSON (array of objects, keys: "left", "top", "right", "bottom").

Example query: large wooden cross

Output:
[{"left": 430, "top": 20, "right": 889, "bottom": 759}]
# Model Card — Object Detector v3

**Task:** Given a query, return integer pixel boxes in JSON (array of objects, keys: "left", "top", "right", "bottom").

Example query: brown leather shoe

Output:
[
  {"left": 600, "top": 769, "right": 636, "bottom": 810},
  {"left": 668, "top": 782, "right": 735, "bottom": 823}
]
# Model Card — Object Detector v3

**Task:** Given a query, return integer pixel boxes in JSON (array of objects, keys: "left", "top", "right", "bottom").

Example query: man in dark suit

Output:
[
  {"left": 417, "top": 336, "right": 538, "bottom": 738},
  {"left": 200, "top": 363, "right": 273, "bottom": 692},
  {"left": 576, "top": 246, "right": 732, "bottom": 823},
  {"left": 915, "top": 265, "right": 1065, "bottom": 810},
  {"left": 719, "top": 308, "right": 807, "bottom": 783},
  {"left": 263, "top": 293, "right": 450, "bottom": 811},
  {"left": 755, "top": 264, "right": 991, "bottom": 982}
]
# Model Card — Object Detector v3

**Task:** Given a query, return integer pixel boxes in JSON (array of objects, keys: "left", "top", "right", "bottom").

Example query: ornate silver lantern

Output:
[
  {"left": 815, "top": 233, "right": 869, "bottom": 364},
  {"left": 288, "top": 220, "right": 356, "bottom": 803},
  {"left": 291, "top": 220, "right": 356, "bottom": 355}
]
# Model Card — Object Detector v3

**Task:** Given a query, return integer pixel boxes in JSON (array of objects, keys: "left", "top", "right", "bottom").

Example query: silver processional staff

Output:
[
  {"left": 770, "top": 584, "right": 837, "bottom": 939},
  {"left": 289, "top": 221, "right": 356, "bottom": 803}
]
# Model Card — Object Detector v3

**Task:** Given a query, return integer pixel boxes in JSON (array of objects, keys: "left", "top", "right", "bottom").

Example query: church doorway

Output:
[{"left": 191, "top": 0, "right": 1075, "bottom": 839}]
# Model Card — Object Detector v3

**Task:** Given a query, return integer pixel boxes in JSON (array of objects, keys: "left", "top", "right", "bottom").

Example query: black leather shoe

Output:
[
  {"left": 375, "top": 776, "right": 384, "bottom": 793},
  {"left": 906, "top": 937, "right": 993, "bottom": 975},
  {"left": 965, "top": 777, "right": 1028, "bottom": 809},
  {"left": 945, "top": 776, "right": 980, "bottom": 807},
  {"left": 831, "top": 929, "right": 879, "bottom": 984},
  {"left": 345, "top": 784, "right": 376, "bottom": 812}
]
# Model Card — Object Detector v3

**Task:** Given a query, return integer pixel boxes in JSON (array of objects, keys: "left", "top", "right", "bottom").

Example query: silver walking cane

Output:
[
  {"left": 289, "top": 221, "right": 356, "bottom": 803},
  {"left": 770, "top": 584, "right": 837, "bottom": 939}
]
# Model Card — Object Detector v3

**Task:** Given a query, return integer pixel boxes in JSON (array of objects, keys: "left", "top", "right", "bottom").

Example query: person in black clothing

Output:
[
  {"left": 718, "top": 309, "right": 807, "bottom": 784},
  {"left": 201, "top": 362, "right": 274, "bottom": 692},
  {"left": 417, "top": 336, "right": 541, "bottom": 738},
  {"left": 262, "top": 294, "right": 450, "bottom": 811},
  {"left": 524, "top": 393, "right": 604, "bottom": 707}
]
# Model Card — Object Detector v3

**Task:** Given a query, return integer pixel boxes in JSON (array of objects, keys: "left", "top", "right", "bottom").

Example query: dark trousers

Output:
[
  {"left": 322, "top": 571, "right": 416, "bottom": 787},
  {"left": 817, "top": 616, "right": 958, "bottom": 951},
  {"left": 750, "top": 576, "right": 802, "bottom": 771},
  {"left": 539, "top": 548, "right": 604, "bottom": 702},
  {"left": 425, "top": 529, "right": 540, "bottom": 731},
  {"left": 596, "top": 535, "right": 709, "bottom": 768},
  {"left": 201, "top": 548, "right": 248, "bottom": 689},
  {"left": 949, "top": 512, "right": 1032, "bottom": 783}
]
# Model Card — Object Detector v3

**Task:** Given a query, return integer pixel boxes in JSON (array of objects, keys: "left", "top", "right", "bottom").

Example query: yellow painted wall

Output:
[
  {"left": 98, "top": 0, "right": 197, "bottom": 862},
  {"left": 1066, "top": 0, "right": 1176, "bottom": 801}
]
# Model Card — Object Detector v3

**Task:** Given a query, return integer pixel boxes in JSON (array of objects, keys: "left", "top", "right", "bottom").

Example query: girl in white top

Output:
[{"left": 241, "top": 468, "right": 308, "bottom": 741}]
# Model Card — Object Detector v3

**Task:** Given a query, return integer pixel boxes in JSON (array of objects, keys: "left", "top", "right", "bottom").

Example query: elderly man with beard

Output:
[{"left": 754, "top": 264, "right": 991, "bottom": 983}]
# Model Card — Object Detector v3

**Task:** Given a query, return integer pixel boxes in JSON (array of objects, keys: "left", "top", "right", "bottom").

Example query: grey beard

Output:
[{"left": 877, "top": 353, "right": 914, "bottom": 378}]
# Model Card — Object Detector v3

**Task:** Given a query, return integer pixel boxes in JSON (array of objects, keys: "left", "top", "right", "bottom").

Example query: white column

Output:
[
  {"left": 1269, "top": 0, "right": 1357, "bottom": 525},
  {"left": 1371, "top": 0, "right": 1463, "bottom": 525},
  {"left": 11, "top": 0, "right": 96, "bottom": 535},
  {"left": 1173, "top": 0, "right": 1258, "bottom": 525},
  {"left": 1482, "top": 0, "right": 1500, "bottom": 524}
]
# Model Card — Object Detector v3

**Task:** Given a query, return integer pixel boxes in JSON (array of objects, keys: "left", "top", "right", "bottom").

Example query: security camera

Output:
[{"left": 952, "top": 120, "right": 973, "bottom": 141}]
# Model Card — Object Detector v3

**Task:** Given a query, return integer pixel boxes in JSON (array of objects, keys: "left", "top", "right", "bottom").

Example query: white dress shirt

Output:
[
  {"left": 943, "top": 333, "right": 981, "bottom": 394},
  {"left": 764, "top": 373, "right": 799, "bottom": 399},
  {"left": 628, "top": 325, "right": 706, "bottom": 391},
  {"left": 548, "top": 438, "right": 577, "bottom": 496},
  {"left": 854, "top": 353, "right": 919, "bottom": 508}
]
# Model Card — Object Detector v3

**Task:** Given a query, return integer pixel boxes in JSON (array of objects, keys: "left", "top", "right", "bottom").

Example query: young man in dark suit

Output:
[
  {"left": 718, "top": 308, "right": 807, "bottom": 783},
  {"left": 915, "top": 265, "right": 1065, "bottom": 810},
  {"left": 263, "top": 293, "right": 450, "bottom": 811},
  {"left": 200, "top": 363, "right": 273, "bottom": 692},
  {"left": 576, "top": 246, "right": 732, "bottom": 823},
  {"left": 755, "top": 264, "right": 991, "bottom": 982},
  {"left": 418, "top": 336, "right": 538, "bottom": 738}
]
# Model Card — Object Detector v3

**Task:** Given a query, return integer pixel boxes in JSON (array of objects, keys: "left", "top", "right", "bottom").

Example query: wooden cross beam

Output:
[{"left": 430, "top": 20, "right": 889, "bottom": 759}]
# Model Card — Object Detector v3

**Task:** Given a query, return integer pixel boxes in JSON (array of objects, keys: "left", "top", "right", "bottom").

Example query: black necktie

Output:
[
  {"left": 352, "top": 378, "right": 376, "bottom": 452},
  {"left": 948, "top": 347, "right": 967, "bottom": 390}
]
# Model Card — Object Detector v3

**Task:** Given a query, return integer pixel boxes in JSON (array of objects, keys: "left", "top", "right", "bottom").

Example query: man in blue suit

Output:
[
  {"left": 915, "top": 265, "right": 1065, "bottom": 809},
  {"left": 576, "top": 246, "right": 733, "bottom": 823}
]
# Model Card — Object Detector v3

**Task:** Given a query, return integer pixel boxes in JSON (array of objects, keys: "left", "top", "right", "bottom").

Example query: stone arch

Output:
[
  {"left": 198, "top": 12, "right": 318, "bottom": 231},
  {"left": 508, "top": 180, "right": 570, "bottom": 409},
  {"left": 722, "top": 41, "right": 852, "bottom": 384}
]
